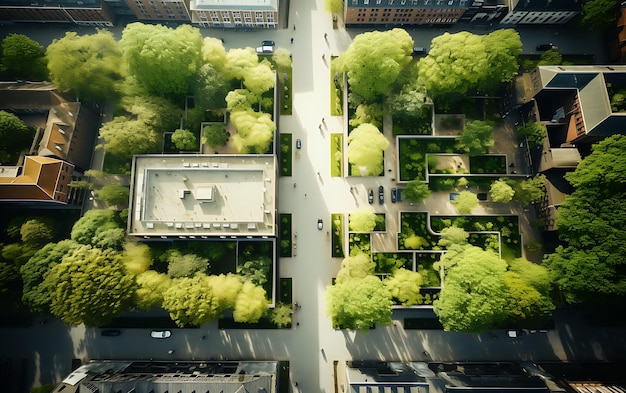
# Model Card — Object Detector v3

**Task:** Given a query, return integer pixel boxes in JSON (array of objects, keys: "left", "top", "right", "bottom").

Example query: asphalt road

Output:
[{"left": 0, "top": 2, "right": 618, "bottom": 392}]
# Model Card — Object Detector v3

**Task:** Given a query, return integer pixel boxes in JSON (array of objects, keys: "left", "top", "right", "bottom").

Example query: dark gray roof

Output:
[{"left": 347, "top": 0, "right": 470, "bottom": 10}]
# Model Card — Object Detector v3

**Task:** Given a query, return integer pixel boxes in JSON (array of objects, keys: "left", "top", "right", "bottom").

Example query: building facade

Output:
[
  {"left": 123, "top": 0, "right": 191, "bottom": 21},
  {"left": 499, "top": 0, "right": 581, "bottom": 25},
  {"left": 344, "top": 0, "right": 468, "bottom": 26},
  {"left": 189, "top": 0, "right": 278, "bottom": 28},
  {"left": 0, "top": 0, "right": 115, "bottom": 26}
]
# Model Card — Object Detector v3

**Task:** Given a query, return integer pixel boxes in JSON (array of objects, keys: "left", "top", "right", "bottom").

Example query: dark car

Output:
[
  {"left": 391, "top": 188, "right": 397, "bottom": 203},
  {"left": 412, "top": 47, "right": 427, "bottom": 55},
  {"left": 536, "top": 43, "right": 556, "bottom": 51},
  {"left": 295, "top": 138, "right": 302, "bottom": 149},
  {"left": 378, "top": 185, "right": 384, "bottom": 204},
  {"left": 261, "top": 40, "right": 275, "bottom": 47},
  {"left": 368, "top": 189, "right": 374, "bottom": 204},
  {"left": 101, "top": 329, "right": 121, "bottom": 337}
]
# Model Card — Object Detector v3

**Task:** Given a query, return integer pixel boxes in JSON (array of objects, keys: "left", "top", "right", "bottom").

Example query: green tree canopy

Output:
[
  {"left": 437, "top": 226, "right": 469, "bottom": 250},
  {"left": 347, "top": 123, "right": 389, "bottom": 176},
  {"left": 95, "top": 184, "right": 130, "bottom": 208},
  {"left": 0, "top": 110, "right": 35, "bottom": 163},
  {"left": 270, "top": 302, "right": 293, "bottom": 328},
  {"left": 456, "top": 120, "right": 494, "bottom": 156},
  {"left": 201, "top": 37, "right": 228, "bottom": 70},
  {"left": 416, "top": 30, "right": 521, "bottom": 98},
  {"left": 193, "top": 63, "right": 229, "bottom": 111},
  {"left": 162, "top": 273, "right": 220, "bottom": 327},
  {"left": 203, "top": 123, "right": 229, "bottom": 148},
  {"left": 123, "top": 242, "right": 152, "bottom": 275},
  {"left": 324, "top": 0, "right": 343, "bottom": 13},
  {"left": 403, "top": 179, "right": 432, "bottom": 203},
  {"left": 167, "top": 251, "right": 208, "bottom": 278},
  {"left": 45, "top": 245, "right": 136, "bottom": 326},
  {"left": 242, "top": 63, "right": 275, "bottom": 96},
  {"left": 385, "top": 268, "right": 422, "bottom": 306},
  {"left": 451, "top": 191, "right": 479, "bottom": 214},
  {"left": 120, "top": 23, "right": 203, "bottom": 97},
  {"left": 46, "top": 30, "right": 123, "bottom": 101},
  {"left": 70, "top": 209, "right": 123, "bottom": 245},
  {"left": 349, "top": 104, "right": 384, "bottom": 129},
  {"left": 336, "top": 253, "right": 375, "bottom": 283},
  {"left": 229, "top": 109, "right": 275, "bottom": 153},
  {"left": 135, "top": 270, "right": 171, "bottom": 310},
  {"left": 171, "top": 129, "right": 197, "bottom": 151},
  {"left": 513, "top": 175, "right": 546, "bottom": 205},
  {"left": 538, "top": 49, "right": 563, "bottom": 66},
  {"left": 349, "top": 207, "right": 377, "bottom": 233},
  {"left": 1, "top": 33, "right": 48, "bottom": 80},
  {"left": 237, "top": 256, "right": 271, "bottom": 287},
  {"left": 517, "top": 121, "right": 547, "bottom": 148},
  {"left": 581, "top": 0, "right": 620, "bottom": 30},
  {"left": 20, "top": 217, "right": 55, "bottom": 247},
  {"left": 233, "top": 280, "right": 268, "bottom": 323},
  {"left": 334, "top": 29, "right": 413, "bottom": 103},
  {"left": 489, "top": 178, "right": 515, "bottom": 203}
]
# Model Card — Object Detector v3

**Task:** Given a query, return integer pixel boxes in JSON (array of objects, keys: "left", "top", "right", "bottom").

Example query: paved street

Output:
[{"left": 0, "top": 2, "right": 621, "bottom": 392}]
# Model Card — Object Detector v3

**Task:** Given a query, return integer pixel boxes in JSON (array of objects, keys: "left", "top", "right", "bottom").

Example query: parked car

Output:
[
  {"left": 391, "top": 188, "right": 397, "bottom": 203},
  {"left": 151, "top": 330, "right": 171, "bottom": 339},
  {"left": 506, "top": 329, "right": 525, "bottom": 338},
  {"left": 368, "top": 189, "right": 374, "bottom": 204},
  {"left": 261, "top": 40, "right": 275, "bottom": 47},
  {"left": 378, "top": 185, "right": 384, "bottom": 204},
  {"left": 101, "top": 329, "right": 121, "bottom": 337},
  {"left": 256, "top": 46, "right": 274, "bottom": 54},
  {"left": 412, "top": 47, "right": 427, "bottom": 55},
  {"left": 296, "top": 139, "right": 302, "bottom": 149},
  {"left": 317, "top": 219, "right": 323, "bottom": 230},
  {"left": 536, "top": 43, "right": 556, "bottom": 51}
]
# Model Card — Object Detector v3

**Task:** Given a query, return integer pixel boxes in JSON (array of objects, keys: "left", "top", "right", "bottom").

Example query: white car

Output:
[
  {"left": 256, "top": 45, "right": 273, "bottom": 54},
  {"left": 151, "top": 330, "right": 171, "bottom": 338}
]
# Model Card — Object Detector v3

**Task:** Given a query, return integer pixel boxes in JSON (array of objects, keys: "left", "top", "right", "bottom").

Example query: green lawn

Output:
[
  {"left": 330, "top": 133, "right": 343, "bottom": 177},
  {"left": 279, "top": 133, "right": 293, "bottom": 177},
  {"left": 330, "top": 57, "right": 343, "bottom": 116},
  {"left": 331, "top": 213, "right": 345, "bottom": 258}
]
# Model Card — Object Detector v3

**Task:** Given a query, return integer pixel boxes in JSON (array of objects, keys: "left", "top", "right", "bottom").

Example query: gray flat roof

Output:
[{"left": 128, "top": 154, "right": 277, "bottom": 238}]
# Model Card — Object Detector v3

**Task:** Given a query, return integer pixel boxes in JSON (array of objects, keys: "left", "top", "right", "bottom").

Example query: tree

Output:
[
  {"left": 243, "top": 63, "right": 275, "bottom": 96},
  {"left": 91, "top": 228, "right": 126, "bottom": 250},
  {"left": 334, "top": 29, "right": 413, "bottom": 103},
  {"left": 513, "top": 175, "right": 546, "bottom": 205},
  {"left": 233, "top": 280, "right": 268, "bottom": 323},
  {"left": 238, "top": 257, "right": 271, "bottom": 287},
  {"left": 45, "top": 245, "right": 136, "bottom": 326},
  {"left": 46, "top": 30, "right": 123, "bottom": 101},
  {"left": 20, "top": 240, "right": 78, "bottom": 314},
  {"left": 95, "top": 184, "right": 130, "bottom": 208},
  {"left": 326, "top": 275, "right": 393, "bottom": 331},
  {"left": 123, "top": 242, "right": 152, "bottom": 275},
  {"left": 538, "top": 49, "right": 562, "bottom": 66},
  {"left": 335, "top": 254, "right": 375, "bottom": 283},
  {"left": 203, "top": 123, "right": 229, "bottom": 148},
  {"left": 517, "top": 121, "right": 547, "bottom": 148},
  {"left": 434, "top": 245, "right": 509, "bottom": 332},
  {"left": 271, "top": 48, "right": 292, "bottom": 73},
  {"left": 270, "top": 302, "right": 293, "bottom": 328},
  {"left": 223, "top": 48, "right": 259, "bottom": 81},
  {"left": 324, "top": 0, "right": 343, "bottom": 13},
  {"left": 207, "top": 273, "right": 243, "bottom": 312},
  {"left": 226, "top": 89, "right": 258, "bottom": 111},
  {"left": 403, "top": 179, "right": 431, "bottom": 203},
  {"left": 505, "top": 257, "right": 554, "bottom": 323},
  {"left": 193, "top": 63, "right": 229, "bottom": 110},
  {"left": 135, "top": 270, "right": 171, "bottom": 310},
  {"left": 171, "top": 129, "right": 197, "bottom": 151},
  {"left": 167, "top": 251, "right": 208, "bottom": 278},
  {"left": 581, "top": 0, "right": 620, "bottom": 30},
  {"left": 120, "top": 23, "right": 203, "bottom": 97},
  {"left": 1, "top": 34, "right": 48, "bottom": 80},
  {"left": 349, "top": 104, "right": 384, "bottom": 129},
  {"left": 385, "top": 268, "right": 423, "bottom": 306},
  {"left": 70, "top": 209, "right": 122, "bottom": 245},
  {"left": 389, "top": 84, "right": 431, "bottom": 129},
  {"left": 162, "top": 274, "right": 220, "bottom": 327},
  {"left": 229, "top": 109, "right": 275, "bottom": 154},
  {"left": 451, "top": 191, "right": 479, "bottom": 214},
  {"left": 349, "top": 207, "right": 377, "bottom": 233},
  {"left": 417, "top": 30, "right": 521, "bottom": 98},
  {"left": 201, "top": 37, "right": 228, "bottom": 70},
  {"left": 347, "top": 123, "right": 389, "bottom": 176},
  {"left": 456, "top": 120, "right": 494, "bottom": 156},
  {"left": 489, "top": 178, "right": 515, "bottom": 203},
  {"left": 437, "top": 226, "right": 469, "bottom": 250},
  {"left": 20, "top": 218, "right": 55, "bottom": 247},
  {"left": 0, "top": 110, "right": 35, "bottom": 163}
]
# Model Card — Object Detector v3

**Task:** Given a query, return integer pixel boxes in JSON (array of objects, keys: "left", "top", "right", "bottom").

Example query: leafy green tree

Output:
[
  {"left": 326, "top": 275, "right": 392, "bottom": 331},
  {"left": 20, "top": 218, "right": 55, "bottom": 247},
  {"left": 349, "top": 103, "right": 383, "bottom": 129},
  {"left": 437, "top": 226, "right": 469, "bottom": 250},
  {"left": 403, "top": 179, "right": 431, "bottom": 203},
  {"left": 456, "top": 120, "right": 494, "bottom": 156},
  {"left": 135, "top": 270, "right": 171, "bottom": 310},
  {"left": 334, "top": 29, "right": 413, "bottom": 103},
  {"left": 434, "top": 245, "right": 509, "bottom": 332},
  {"left": 451, "top": 191, "right": 479, "bottom": 214},
  {"left": 1, "top": 34, "right": 48, "bottom": 80},
  {"left": 517, "top": 121, "right": 547, "bottom": 148},
  {"left": 581, "top": 0, "right": 620, "bottom": 30},
  {"left": 0, "top": 110, "right": 35, "bottom": 163},
  {"left": 336, "top": 253, "right": 375, "bottom": 283},
  {"left": 123, "top": 242, "right": 152, "bottom": 275},
  {"left": 91, "top": 228, "right": 126, "bottom": 250},
  {"left": 238, "top": 257, "right": 271, "bottom": 287},
  {"left": 417, "top": 30, "right": 521, "bottom": 98},
  {"left": 243, "top": 63, "right": 275, "bottom": 96},
  {"left": 162, "top": 273, "right": 220, "bottom": 327},
  {"left": 489, "top": 178, "right": 515, "bottom": 203},
  {"left": 385, "top": 268, "right": 422, "bottom": 306},
  {"left": 389, "top": 84, "right": 431, "bottom": 129},
  {"left": 225, "top": 89, "right": 258, "bottom": 111},
  {"left": 349, "top": 207, "right": 377, "bottom": 233},
  {"left": 201, "top": 37, "right": 228, "bottom": 70},
  {"left": 95, "top": 184, "right": 130, "bottom": 208},
  {"left": 324, "top": 0, "right": 343, "bottom": 13},
  {"left": 538, "top": 49, "right": 562, "bottom": 66},
  {"left": 223, "top": 48, "right": 259, "bottom": 81},
  {"left": 171, "top": 129, "right": 197, "bottom": 151},
  {"left": 70, "top": 209, "right": 122, "bottom": 245},
  {"left": 271, "top": 48, "right": 292, "bottom": 74},
  {"left": 403, "top": 234, "right": 427, "bottom": 249},
  {"left": 167, "top": 251, "right": 208, "bottom": 278},
  {"left": 229, "top": 109, "right": 275, "bottom": 153},
  {"left": 270, "top": 302, "right": 293, "bottom": 328},
  {"left": 505, "top": 257, "right": 554, "bottom": 323},
  {"left": 46, "top": 30, "right": 123, "bottom": 101},
  {"left": 203, "top": 123, "right": 229, "bottom": 148},
  {"left": 233, "top": 280, "right": 268, "bottom": 323},
  {"left": 45, "top": 245, "right": 136, "bottom": 326},
  {"left": 513, "top": 174, "right": 546, "bottom": 205},
  {"left": 193, "top": 63, "right": 229, "bottom": 110},
  {"left": 347, "top": 123, "right": 389, "bottom": 176},
  {"left": 120, "top": 23, "right": 203, "bottom": 97},
  {"left": 20, "top": 240, "right": 78, "bottom": 314},
  {"left": 207, "top": 273, "right": 242, "bottom": 312}
]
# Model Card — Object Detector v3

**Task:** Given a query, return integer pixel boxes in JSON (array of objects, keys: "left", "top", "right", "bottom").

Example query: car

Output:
[
  {"left": 378, "top": 185, "right": 384, "bottom": 204},
  {"left": 256, "top": 46, "right": 274, "bottom": 54},
  {"left": 101, "top": 329, "right": 121, "bottom": 337},
  {"left": 296, "top": 139, "right": 302, "bottom": 149},
  {"left": 368, "top": 189, "right": 374, "bottom": 204},
  {"left": 536, "top": 43, "right": 556, "bottom": 51},
  {"left": 412, "top": 47, "right": 427, "bottom": 55},
  {"left": 391, "top": 188, "right": 397, "bottom": 203},
  {"left": 506, "top": 329, "right": 525, "bottom": 338},
  {"left": 261, "top": 40, "right": 275, "bottom": 47},
  {"left": 317, "top": 219, "right": 323, "bottom": 230},
  {"left": 151, "top": 330, "right": 171, "bottom": 339}
]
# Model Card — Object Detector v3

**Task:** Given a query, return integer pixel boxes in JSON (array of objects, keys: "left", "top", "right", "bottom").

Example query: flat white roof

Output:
[{"left": 128, "top": 154, "right": 277, "bottom": 238}]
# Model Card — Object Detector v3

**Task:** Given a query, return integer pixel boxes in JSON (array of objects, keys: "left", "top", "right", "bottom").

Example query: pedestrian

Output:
[
  {"left": 322, "top": 53, "right": 326, "bottom": 60},
  {"left": 220, "top": 37, "right": 225, "bottom": 43},
  {"left": 319, "top": 124, "right": 322, "bottom": 131},
  {"left": 293, "top": 182, "right": 296, "bottom": 188},
  {"left": 322, "top": 117, "right": 325, "bottom": 124},
  {"left": 290, "top": 37, "right": 294, "bottom": 44},
  {"left": 201, "top": 335, "right": 206, "bottom": 340},
  {"left": 296, "top": 322, "right": 300, "bottom": 327},
  {"left": 324, "top": 32, "right": 328, "bottom": 39},
  {"left": 293, "top": 24, "right": 296, "bottom": 30}
]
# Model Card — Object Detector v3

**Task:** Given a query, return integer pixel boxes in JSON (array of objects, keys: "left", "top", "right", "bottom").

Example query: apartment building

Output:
[
  {"left": 0, "top": 0, "right": 115, "bottom": 26},
  {"left": 189, "top": 0, "right": 278, "bottom": 28},
  {"left": 124, "top": 0, "right": 191, "bottom": 21},
  {"left": 499, "top": 0, "right": 581, "bottom": 25},
  {"left": 344, "top": 0, "right": 468, "bottom": 26}
]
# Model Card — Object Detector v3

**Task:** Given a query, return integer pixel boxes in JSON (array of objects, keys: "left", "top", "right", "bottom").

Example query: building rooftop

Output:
[
  {"left": 346, "top": 0, "right": 470, "bottom": 10},
  {"left": 128, "top": 154, "right": 277, "bottom": 238},
  {"left": 190, "top": 0, "right": 278, "bottom": 11}
]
